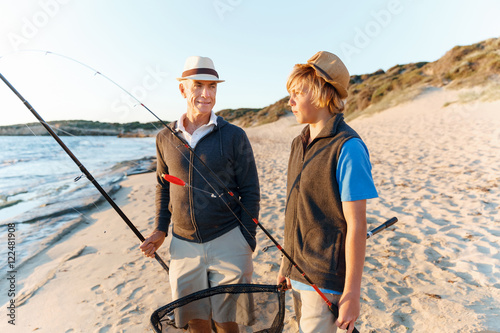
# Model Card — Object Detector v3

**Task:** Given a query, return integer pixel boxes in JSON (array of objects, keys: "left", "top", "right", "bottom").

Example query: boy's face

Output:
[{"left": 288, "top": 87, "right": 320, "bottom": 124}]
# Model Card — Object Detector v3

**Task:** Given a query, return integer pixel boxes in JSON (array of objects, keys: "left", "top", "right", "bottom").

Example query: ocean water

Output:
[{"left": 0, "top": 135, "right": 156, "bottom": 273}]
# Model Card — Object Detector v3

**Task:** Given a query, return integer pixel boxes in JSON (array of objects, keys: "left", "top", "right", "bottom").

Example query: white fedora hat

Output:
[{"left": 176, "top": 56, "right": 225, "bottom": 82}]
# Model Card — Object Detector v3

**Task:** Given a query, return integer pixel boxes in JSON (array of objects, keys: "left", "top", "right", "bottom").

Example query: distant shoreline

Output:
[
  {"left": 0, "top": 133, "right": 157, "bottom": 137},
  {"left": 0, "top": 119, "right": 166, "bottom": 137}
]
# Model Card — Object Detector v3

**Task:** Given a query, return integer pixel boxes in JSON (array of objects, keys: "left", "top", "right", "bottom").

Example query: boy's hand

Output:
[{"left": 335, "top": 291, "right": 360, "bottom": 333}]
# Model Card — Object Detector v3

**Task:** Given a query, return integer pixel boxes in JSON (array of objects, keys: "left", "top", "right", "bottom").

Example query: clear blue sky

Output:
[{"left": 0, "top": 0, "right": 499, "bottom": 125}]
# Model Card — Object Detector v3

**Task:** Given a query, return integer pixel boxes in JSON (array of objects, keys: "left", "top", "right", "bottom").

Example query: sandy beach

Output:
[{"left": 1, "top": 86, "right": 499, "bottom": 332}]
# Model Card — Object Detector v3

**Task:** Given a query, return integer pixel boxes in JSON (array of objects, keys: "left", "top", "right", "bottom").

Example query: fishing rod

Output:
[{"left": 0, "top": 72, "right": 169, "bottom": 274}]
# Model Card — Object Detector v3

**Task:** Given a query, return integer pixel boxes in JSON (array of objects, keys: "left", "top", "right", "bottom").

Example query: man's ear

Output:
[{"left": 179, "top": 82, "right": 186, "bottom": 98}]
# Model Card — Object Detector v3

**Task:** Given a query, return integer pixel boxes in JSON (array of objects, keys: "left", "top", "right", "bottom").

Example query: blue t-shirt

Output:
[
  {"left": 291, "top": 138, "right": 378, "bottom": 294},
  {"left": 337, "top": 138, "right": 378, "bottom": 202}
]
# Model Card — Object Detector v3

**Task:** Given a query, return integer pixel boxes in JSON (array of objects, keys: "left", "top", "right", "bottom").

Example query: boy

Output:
[{"left": 277, "top": 51, "right": 378, "bottom": 333}]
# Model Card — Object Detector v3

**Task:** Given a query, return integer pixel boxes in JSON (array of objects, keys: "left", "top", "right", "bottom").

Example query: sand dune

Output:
[{"left": 1, "top": 86, "right": 499, "bottom": 332}]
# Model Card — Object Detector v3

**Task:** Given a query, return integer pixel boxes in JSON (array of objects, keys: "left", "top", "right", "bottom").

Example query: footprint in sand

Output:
[
  {"left": 120, "top": 303, "right": 133, "bottom": 312},
  {"left": 97, "top": 325, "right": 111, "bottom": 333},
  {"left": 118, "top": 317, "right": 130, "bottom": 325},
  {"left": 364, "top": 286, "right": 387, "bottom": 311},
  {"left": 114, "top": 282, "right": 125, "bottom": 294},
  {"left": 129, "top": 286, "right": 144, "bottom": 299},
  {"left": 91, "top": 284, "right": 103, "bottom": 295},
  {"left": 392, "top": 310, "right": 415, "bottom": 331}
]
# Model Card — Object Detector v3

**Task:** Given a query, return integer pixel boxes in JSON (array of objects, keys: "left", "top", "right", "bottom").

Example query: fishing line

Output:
[
  {"left": 1, "top": 51, "right": 257, "bottom": 258},
  {"left": 1, "top": 50, "right": 255, "bottom": 266}
]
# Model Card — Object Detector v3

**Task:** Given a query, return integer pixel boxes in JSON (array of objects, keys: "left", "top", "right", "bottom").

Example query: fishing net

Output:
[{"left": 150, "top": 283, "right": 286, "bottom": 333}]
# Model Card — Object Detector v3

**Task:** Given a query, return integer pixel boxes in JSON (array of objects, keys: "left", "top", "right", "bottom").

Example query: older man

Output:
[{"left": 140, "top": 56, "right": 260, "bottom": 332}]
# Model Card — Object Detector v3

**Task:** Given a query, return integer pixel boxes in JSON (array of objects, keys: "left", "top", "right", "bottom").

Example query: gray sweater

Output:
[{"left": 154, "top": 117, "right": 260, "bottom": 251}]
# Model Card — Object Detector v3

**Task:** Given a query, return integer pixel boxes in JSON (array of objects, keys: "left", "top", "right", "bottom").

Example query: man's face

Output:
[{"left": 180, "top": 80, "right": 217, "bottom": 115}]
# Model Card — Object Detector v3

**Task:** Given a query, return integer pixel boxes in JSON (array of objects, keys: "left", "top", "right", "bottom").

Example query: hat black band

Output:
[
  {"left": 182, "top": 68, "right": 219, "bottom": 78},
  {"left": 310, "top": 63, "right": 333, "bottom": 81}
]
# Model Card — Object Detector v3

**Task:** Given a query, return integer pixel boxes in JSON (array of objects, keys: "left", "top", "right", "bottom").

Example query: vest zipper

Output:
[{"left": 287, "top": 140, "right": 308, "bottom": 277}]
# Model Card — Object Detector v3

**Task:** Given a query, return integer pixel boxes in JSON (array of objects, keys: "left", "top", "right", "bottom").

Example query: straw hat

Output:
[
  {"left": 176, "top": 56, "right": 225, "bottom": 82},
  {"left": 307, "top": 51, "right": 350, "bottom": 99}
]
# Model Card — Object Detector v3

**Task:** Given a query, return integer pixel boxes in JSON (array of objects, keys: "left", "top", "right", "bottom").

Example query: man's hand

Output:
[
  {"left": 276, "top": 273, "right": 291, "bottom": 290},
  {"left": 276, "top": 257, "right": 291, "bottom": 289},
  {"left": 140, "top": 230, "right": 167, "bottom": 258}
]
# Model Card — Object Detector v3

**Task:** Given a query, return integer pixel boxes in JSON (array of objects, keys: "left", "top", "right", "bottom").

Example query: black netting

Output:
[{"left": 151, "top": 284, "right": 286, "bottom": 333}]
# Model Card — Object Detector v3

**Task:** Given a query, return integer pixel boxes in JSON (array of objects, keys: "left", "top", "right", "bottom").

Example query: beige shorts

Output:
[
  {"left": 169, "top": 227, "right": 254, "bottom": 327},
  {"left": 292, "top": 288, "right": 342, "bottom": 333}
]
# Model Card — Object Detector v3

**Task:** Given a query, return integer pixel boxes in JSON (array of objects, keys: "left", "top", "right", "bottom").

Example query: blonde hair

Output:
[{"left": 286, "top": 64, "right": 345, "bottom": 114}]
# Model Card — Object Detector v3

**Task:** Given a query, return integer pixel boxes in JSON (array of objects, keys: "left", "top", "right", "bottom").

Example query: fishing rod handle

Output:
[
  {"left": 366, "top": 217, "right": 398, "bottom": 239},
  {"left": 155, "top": 254, "right": 169, "bottom": 273}
]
